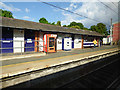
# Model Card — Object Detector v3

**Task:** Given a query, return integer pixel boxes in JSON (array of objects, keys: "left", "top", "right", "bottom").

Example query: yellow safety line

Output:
[{"left": 0, "top": 48, "right": 119, "bottom": 68}]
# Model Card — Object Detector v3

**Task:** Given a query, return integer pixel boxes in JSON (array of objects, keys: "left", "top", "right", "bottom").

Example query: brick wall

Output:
[{"left": 112, "top": 22, "right": 120, "bottom": 42}]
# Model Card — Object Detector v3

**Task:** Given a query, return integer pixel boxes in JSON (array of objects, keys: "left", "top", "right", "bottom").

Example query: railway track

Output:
[
  {"left": 107, "top": 75, "right": 120, "bottom": 89},
  {"left": 1, "top": 50, "right": 120, "bottom": 89},
  {"left": 58, "top": 55, "right": 120, "bottom": 89}
]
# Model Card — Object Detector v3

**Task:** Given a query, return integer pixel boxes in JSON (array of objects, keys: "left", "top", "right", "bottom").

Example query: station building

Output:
[
  {"left": 112, "top": 22, "right": 120, "bottom": 44},
  {"left": 0, "top": 17, "right": 104, "bottom": 54}
]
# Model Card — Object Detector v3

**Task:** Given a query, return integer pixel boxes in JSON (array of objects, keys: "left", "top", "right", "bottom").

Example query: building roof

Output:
[
  {"left": 112, "top": 22, "right": 120, "bottom": 25},
  {"left": 112, "top": 22, "right": 120, "bottom": 27},
  {"left": 0, "top": 17, "right": 104, "bottom": 37}
]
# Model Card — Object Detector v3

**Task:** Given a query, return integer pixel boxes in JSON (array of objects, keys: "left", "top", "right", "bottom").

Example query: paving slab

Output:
[
  {"left": 0, "top": 46, "right": 119, "bottom": 78},
  {"left": 1, "top": 45, "right": 118, "bottom": 66},
  {"left": 1, "top": 53, "right": 46, "bottom": 61}
]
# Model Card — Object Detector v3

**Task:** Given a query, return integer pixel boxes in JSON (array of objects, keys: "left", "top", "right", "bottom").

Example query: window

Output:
[{"left": 49, "top": 37, "right": 55, "bottom": 47}]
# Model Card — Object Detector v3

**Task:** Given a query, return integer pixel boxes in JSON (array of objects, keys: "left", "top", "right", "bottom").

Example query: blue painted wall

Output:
[
  {"left": 72, "top": 40, "right": 74, "bottom": 48},
  {"left": 83, "top": 42, "right": 94, "bottom": 47},
  {"left": 62, "top": 37, "right": 72, "bottom": 51},
  {"left": 62, "top": 38, "right": 64, "bottom": 50},
  {"left": 0, "top": 41, "right": 1, "bottom": 54},
  {"left": 0, "top": 29, "right": 2, "bottom": 54},
  {"left": 83, "top": 42, "right": 94, "bottom": 45},
  {"left": 1, "top": 28, "right": 13, "bottom": 53},
  {"left": 25, "top": 30, "right": 35, "bottom": 52},
  {"left": 72, "top": 35, "right": 74, "bottom": 48}
]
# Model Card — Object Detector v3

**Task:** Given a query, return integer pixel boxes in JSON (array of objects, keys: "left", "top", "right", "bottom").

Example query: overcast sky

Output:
[{"left": 0, "top": 0, "right": 119, "bottom": 29}]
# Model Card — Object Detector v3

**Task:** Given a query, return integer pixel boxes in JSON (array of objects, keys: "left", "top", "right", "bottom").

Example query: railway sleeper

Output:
[
  {"left": 83, "top": 78, "right": 102, "bottom": 88},
  {"left": 93, "top": 71, "right": 115, "bottom": 80},
  {"left": 85, "top": 76, "right": 106, "bottom": 88},
  {"left": 97, "top": 71, "right": 114, "bottom": 77},
  {"left": 78, "top": 78, "right": 98, "bottom": 88},
  {"left": 99, "top": 69, "right": 116, "bottom": 76},
  {"left": 67, "top": 82, "right": 84, "bottom": 88},
  {"left": 93, "top": 73, "right": 116, "bottom": 86}
]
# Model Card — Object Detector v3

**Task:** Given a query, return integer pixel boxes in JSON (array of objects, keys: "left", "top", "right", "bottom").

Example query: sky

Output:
[{"left": 0, "top": 0, "right": 119, "bottom": 29}]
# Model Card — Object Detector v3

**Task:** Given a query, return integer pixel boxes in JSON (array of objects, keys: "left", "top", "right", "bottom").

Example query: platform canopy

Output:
[{"left": 0, "top": 16, "right": 104, "bottom": 37}]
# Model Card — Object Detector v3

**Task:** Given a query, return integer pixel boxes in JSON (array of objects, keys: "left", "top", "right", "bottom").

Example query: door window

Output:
[{"left": 49, "top": 37, "right": 55, "bottom": 47}]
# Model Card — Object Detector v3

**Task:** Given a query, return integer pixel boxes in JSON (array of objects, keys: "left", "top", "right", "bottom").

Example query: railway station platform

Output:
[
  {"left": 0, "top": 45, "right": 120, "bottom": 88},
  {"left": 0, "top": 45, "right": 119, "bottom": 79}
]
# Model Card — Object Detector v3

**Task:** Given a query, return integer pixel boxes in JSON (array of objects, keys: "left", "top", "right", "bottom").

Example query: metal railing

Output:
[{"left": 0, "top": 40, "right": 46, "bottom": 55}]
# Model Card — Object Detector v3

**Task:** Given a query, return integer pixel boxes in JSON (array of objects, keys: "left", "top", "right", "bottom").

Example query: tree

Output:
[
  {"left": 76, "top": 23, "right": 84, "bottom": 29},
  {"left": 90, "top": 23, "right": 108, "bottom": 35},
  {"left": 0, "top": 9, "right": 13, "bottom": 18},
  {"left": 51, "top": 22, "right": 55, "bottom": 25},
  {"left": 70, "top": 25, "right": 80, "bottom": 29},
  {"left": 97, "top": 23, "right": 108, "bottom": 35},
  {"left": 69, "top": 22, "right": 77, "bottom": 27},
  {"left": 90, "top": 25, "right": 98, "bottom": 32},
  {"left": 83, "top": 27, "right": 89, "bottom": 30},
  {"left": 68, "top": 21, "right": 84, "bottom": 29},
  {"left": 39, "top": 17, "right": 48, "bottom": 24},
  {"left": 0, "top": 9, "right": 2, "bottom": 16},
  {"left": 63, "top": 25, "right": 67, "bottom": 27},
  {"left": 56, "top": 21, "right": 61, "bottom": 26}
]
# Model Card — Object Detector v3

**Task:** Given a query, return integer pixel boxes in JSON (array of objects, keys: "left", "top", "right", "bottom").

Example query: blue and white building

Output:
[{"left": 0, "top": 16, "right": 104, "bottom": 54}]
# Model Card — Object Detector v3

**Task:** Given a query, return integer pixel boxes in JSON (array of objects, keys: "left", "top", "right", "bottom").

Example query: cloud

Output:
[
  {"left": 22, "top": 16, "right": 36, "bottom": 22},
  {"left": 22, "top": 16, "right": 30, "bottom": 19},
  {"left": 64, "top": 2, "right": 77, "bottom": 11},
  {"left": 0, "top": 2, "right": 21, "bottom": 12},
  {"left": 61, "top": 2, "right": 118, "bottom": 28},
  {"left": 31, "top": 18, "right": 35, "bottom": 21},
  {"left": 25, "top": 8, "right": 30, "bottom": 13},
  {"left": 70, "top": 3, "right": 77, "bottom": 8}
]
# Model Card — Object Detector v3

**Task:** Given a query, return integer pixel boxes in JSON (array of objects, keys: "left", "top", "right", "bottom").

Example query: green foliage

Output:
[
  {"left": 39, "top": 18, "right": 61, "bottom": 26},
  {"left": 0, "top": 9, "right": 13, "bottom": 18},
  {"left": 69, "top": 22, "right": 77, "bottom": 27},
  {"left": 97, "top": 23, "right": 108, "bottom": 35},
  {"left": 90, "top": 25, "right": 98, "bottom": 32},
  {"left": 56, "top": 21, "right": 61, "bottom": 26},
  {"left": 63, "top": 25, "right": 67, "bottom": 27},
  {"left": 90, "top": 23, "right": 108, "bottom": 35},
  {"left": 38, "top": 17, "right": 108, "bottom": 35},
  {"left": 51, "top": 22, "right": 55, "bottom": 25},
  {"left": 39, "top": 17, "right": 48, "bottom": 24},
  {"left": 0, "top": 9, "right": 2, "bottom": 16},
  {"left": 83, "top": 27, "right": 89, "bottom": 30},
  {"left": 68, "top": 21, "right": 84, "bottom": 29},
  {"left": 76, "top": 23, "right": 84, "bottom": 29},
  {"left": 70, "top": 25, "right": 80, "bottom": 29}
]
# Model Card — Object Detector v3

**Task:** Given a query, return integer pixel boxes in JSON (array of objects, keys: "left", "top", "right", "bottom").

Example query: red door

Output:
[{"left": 48, "top": 37, "right": 56, "bottom": 52}]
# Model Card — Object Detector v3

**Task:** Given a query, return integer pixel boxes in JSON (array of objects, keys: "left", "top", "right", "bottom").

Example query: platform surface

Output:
[{"left": 0, "top": 45, "right": 120, "bottom": 78}]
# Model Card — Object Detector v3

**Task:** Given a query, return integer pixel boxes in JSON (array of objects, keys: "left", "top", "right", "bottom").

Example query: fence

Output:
[{"left": 0, "top": 40, "right": 46, "bottom": 55}]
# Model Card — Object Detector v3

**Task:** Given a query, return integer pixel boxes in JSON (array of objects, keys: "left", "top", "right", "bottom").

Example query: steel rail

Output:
[
  {"left": 0, "top": 50, "right": 119, "bottom": 88},
  {"left": 58, "top": 53, "right": 120, "bottom": 88}
]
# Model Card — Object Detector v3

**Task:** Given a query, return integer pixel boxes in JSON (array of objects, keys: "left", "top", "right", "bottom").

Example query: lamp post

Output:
[{"left": 110, "top": 18, "right": 113, "bottom": 45}]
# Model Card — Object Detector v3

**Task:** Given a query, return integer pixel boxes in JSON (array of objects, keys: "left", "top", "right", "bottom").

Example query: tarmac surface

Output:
[
  {"left": 1, "top": 45, "right": 119, "bottom": 66},
  {"left": 0, "top": 45, "right": 120, "bottom": 78}
]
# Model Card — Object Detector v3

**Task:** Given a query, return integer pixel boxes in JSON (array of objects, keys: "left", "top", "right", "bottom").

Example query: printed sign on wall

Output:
[{"left": 27, "top": 39, "right": 32, "bottom": 43}]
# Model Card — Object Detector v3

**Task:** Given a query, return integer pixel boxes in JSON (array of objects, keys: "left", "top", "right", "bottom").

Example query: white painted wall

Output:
[
  {"left": 74, "top": 35, "right": 82, "bottom": 48},
  {"left": 13, "top": 29, "right": 24, "bottom": 53},
  {"left": 103, "top": 38, "right": 109, "bottom": 44},
  {"left": 57, "top": 37, "right": 62, "bottom": 50},
  {"left": 64, "top": 37, "right": 72, "bottom": 50},
  {"left": 39, "top": 32, "right": 44, "bottom": 51}
]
